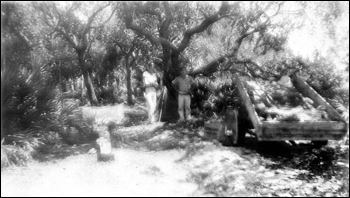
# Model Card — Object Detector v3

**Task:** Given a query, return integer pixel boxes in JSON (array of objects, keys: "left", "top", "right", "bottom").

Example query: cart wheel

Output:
[
  {"left": 311, "top": 140, "right": 328, "bottom": 148},
  {"left": 228, "top": 108, "right": 246, "bottom": 146}
]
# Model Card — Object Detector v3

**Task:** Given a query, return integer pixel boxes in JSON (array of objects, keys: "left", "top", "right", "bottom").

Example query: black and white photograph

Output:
[{"left": 1, "top": 1, "right": 349, "bottom": 197}]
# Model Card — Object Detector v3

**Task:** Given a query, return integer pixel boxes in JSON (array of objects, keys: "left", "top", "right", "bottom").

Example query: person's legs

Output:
[
  {"left": 184, "top": 95, "right": 191, "bottom": 120},
  {"left": 145, "top": 87, "right": 156, "bottom": 122},
  {"left": 144, "top": 91, "right": 151, "bottom": 122},
  {"left": 149, "top": 90, "right": 157, "bottom": 123},
  {"left": 178, "top": 94, "right": 185, "bottom": 120}
]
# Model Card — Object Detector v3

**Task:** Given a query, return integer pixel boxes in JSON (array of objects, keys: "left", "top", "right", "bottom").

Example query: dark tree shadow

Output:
[{"left": 240, "top": 136, "right": 348, "bottom": 180}]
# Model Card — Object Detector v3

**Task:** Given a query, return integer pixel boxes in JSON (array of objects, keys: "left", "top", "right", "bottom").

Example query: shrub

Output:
[
  {"left": 1, "top": 51, "right": 61, "bottom": 139},
  {"left": 191, "top": 75, "right": 253, "bottom": 131},
  {"left": 1, "top": 49, "right": 88, "bottom": 166},
  {"left": 1, "top": 130, "right": 43, "bottom": 168}
]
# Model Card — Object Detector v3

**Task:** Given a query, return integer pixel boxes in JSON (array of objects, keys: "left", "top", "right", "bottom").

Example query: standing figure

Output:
[
  {"left": 143, "top": 67, "right": 158, "bottom": 123},
  {"left": 172, "top": 67, "right": 196, "bottom": 121}
]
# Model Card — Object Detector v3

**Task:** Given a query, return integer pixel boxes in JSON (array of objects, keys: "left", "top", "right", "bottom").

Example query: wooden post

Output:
[
  {"left": 234, "top": 74, "right": 263, "bottom": 139},
  {"left": 96, "top": 131, "right": 115, "bottom": 162},
  {"left": 292, "top": 74, "right": 346, "bottom": 122}
]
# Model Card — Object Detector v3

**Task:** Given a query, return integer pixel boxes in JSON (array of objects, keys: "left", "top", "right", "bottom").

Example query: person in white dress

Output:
[{"left": 142, "top": 66, "right": 158, "bottom": 123}]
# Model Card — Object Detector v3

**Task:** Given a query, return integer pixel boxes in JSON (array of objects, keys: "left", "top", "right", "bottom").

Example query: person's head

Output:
[
  {"left": 180, "top": 67, "right": 187, "bottom": 77},
  {"left": 148, "top": 62, "right": 158, "bottom": 73},
  {"left": 145, "top": 66, "right": 153, "bottom": 73}
]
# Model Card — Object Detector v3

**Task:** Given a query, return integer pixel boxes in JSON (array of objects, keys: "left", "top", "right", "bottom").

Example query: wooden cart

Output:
[{"left": 230, "top": 73, "right": 348, "bottom": 145}]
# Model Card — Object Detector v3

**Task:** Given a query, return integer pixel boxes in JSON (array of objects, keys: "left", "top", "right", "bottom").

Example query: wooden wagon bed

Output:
[{"left": 234, "top": 73, "right": 348, "bottom": 141}]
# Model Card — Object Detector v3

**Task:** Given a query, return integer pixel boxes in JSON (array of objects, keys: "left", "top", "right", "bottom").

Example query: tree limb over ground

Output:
[
  {"left": 190, "top": 2, "right": 286, "bottom": 78},
  {"left": 123, "top": 1, "right": 230, "bottom": 56}
]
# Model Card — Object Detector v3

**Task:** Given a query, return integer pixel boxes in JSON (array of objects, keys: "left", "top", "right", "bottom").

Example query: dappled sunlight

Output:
[
  {"left": 178, "top": 137, "right": 349, "bottom": 197},
  {"left": 2, "top": 103, "right": 349, "bottom": 197}
]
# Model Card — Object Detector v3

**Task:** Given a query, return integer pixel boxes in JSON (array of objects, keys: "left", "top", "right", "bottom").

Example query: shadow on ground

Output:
[
  {"left": 30, "top": 104, "right": 348, "bottom": 197},
  {"left": 242, "top": 137, "right": 349, "bottom": 179}
]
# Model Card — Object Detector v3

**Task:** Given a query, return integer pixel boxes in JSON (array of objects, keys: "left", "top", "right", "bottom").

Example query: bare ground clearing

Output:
[{"left": 1, "top": 103, "right": 349, "bottom": 197}]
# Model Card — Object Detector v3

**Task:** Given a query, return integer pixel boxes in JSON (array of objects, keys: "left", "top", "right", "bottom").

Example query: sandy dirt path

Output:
[{"left": 1, "top": 148, "right": 202, "bottom": 197}]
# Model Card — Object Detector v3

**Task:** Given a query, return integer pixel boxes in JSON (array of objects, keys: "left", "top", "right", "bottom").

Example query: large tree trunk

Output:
[
  {"left": 158, "top": 53, "right": 181, "bottom": 122},
  {"left": 107, "top": 72, "right": 116, "bottom": 104},
  {"left": 78, "top": 53, "right": 98, "bottom": 106},
  {"left": 125, "top": 58, "right": 133, "bottom": 105},
  {"left": 158, "top": 79, "right": 179, "bottom": 122}
]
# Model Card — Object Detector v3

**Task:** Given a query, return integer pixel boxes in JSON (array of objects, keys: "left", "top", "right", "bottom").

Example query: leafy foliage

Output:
[
  {"left": 1, "top": 52, "right": 59, "bottom": 136},
  {"left": 260, "top": 55, "right": 349, "bottom": 107},
  {"left": 191, "top": 72, "right": 252, "bottom": 131},
  {"left": 1, "top": 130, "right": 43, "bottom": 168}
]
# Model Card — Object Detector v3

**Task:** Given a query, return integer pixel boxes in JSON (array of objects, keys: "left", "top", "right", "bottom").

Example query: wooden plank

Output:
[
  {"left": 292, "top": 74, "right": 346, "bottom": 122},
  {"left": 259, "top": 134, "right": 345, "bottom": 141},
  {"left": 261, "top": 121, "right": 348, "bottom": 141},
  {"left": 262, "top": 121, "right": 348, "bottom": 130},
  {"left": 262, "top": 129, "right": 346, "bottom": 134},
  {"left": 260, "top": 129, "right": 346, "bottom": 140},
  {"left": 262, "top": 127, "right": 347, "bottom": 135},
  {"left": 234, "top": 74, "right": 262, "bottom": 137}
]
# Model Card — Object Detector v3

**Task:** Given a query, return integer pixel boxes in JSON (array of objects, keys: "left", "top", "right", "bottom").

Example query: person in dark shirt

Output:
[{"left": 172, "top": 67, "right": 196, "bottom": 121}]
